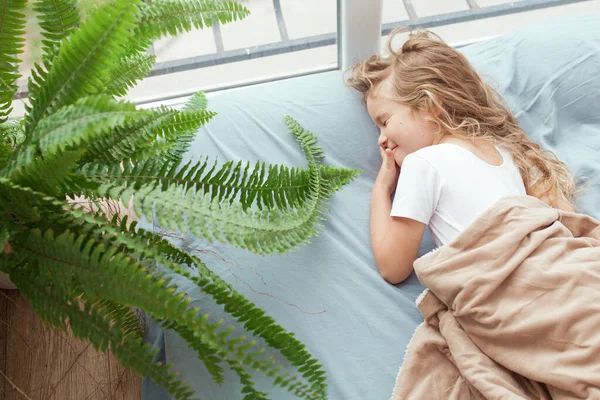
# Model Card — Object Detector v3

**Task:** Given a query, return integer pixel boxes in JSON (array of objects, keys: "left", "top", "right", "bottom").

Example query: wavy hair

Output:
[{"left": 346, "top": 28, "right": 575, "bottom": 208}]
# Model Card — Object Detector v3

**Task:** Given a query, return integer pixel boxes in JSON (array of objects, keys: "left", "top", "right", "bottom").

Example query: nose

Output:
[{"left": 379, "top": 136, "right": 397, "bottom": 150}]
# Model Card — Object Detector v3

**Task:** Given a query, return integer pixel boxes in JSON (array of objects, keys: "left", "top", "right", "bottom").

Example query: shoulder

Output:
[
  {"left": 402, "top": 151, "right": 436, "bottom": 172},
  {"left": 399, "top": 150, "right": 442, "bottom": 185}
]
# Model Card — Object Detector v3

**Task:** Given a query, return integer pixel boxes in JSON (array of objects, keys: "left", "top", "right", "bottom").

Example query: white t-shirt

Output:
[{"left": 390, "top": 143, "right": 527, "bottom": 247}]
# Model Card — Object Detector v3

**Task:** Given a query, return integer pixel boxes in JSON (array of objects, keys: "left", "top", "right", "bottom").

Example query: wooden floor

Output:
[{"left": 0, "top": 290, "right": 141, "bottom": 400}]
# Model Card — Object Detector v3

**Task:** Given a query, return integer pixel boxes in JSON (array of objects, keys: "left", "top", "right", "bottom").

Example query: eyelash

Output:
[{"left": 383, "top": 119, "right": 389, "bottom": 128}]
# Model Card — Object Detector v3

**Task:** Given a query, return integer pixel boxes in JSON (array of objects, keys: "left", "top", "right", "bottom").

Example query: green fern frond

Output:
[
  {"left": 0, "top": 141, "right": 10, "bottom": 170},
  {"left": 31, "top": 95, "right": 144, "bottom": 157},
  {"left": 168, "top": 321, "right": 226, "bottom": 385},
  {"left": 0, "top": 0, "right": 27, "bottom": 123},
  {"left": 231, "top": 364, "right": 270, "bottom": 400},
  {"left": 11, "top": 227, "right": 216, "bottom": 339},
  {"left": 25, "top": 0, "right": 140, "bottom": 135},
  {"left": 92, "top": 117, "right": 341, "bottom": 255},
  {"left": 38, "top": 208, "right": 327, "bottom": 399},
  {"left": 12, "top": 227, "right": 287, "bottom": 376},
  {"left": 283, "top": 116, "right": 325, "bottom": 163},
  {"left": 1, "top": 118, "right": 35, "bottom": 178},
  {"left": 170, "top": 318, "right": 312, "bottom": 399},
  {"left": 0, "top": 177, "right": 65, "bottom": 222},
  {"left": 80, "top": 157, "right": 358, "bottom": 212},
  {"left": 188, "top": 256, "right": 328, "bottom": 397},
  {"left": 97, "top": 180, "right": 316, "bottom": 255},
  {"left": 0, "top": 119, "right": 26, "bottom": 149},
  {"left": 183, "top": 91, "right": 208, "bottom": 111},
  {"left": 33, "top": 0, "right": 80, "bottom": 54},
  {"left": 162, "top": 317, "right": 323, "bottom": 400},
  {"left": 73, "top": 273, "right": 144, "bottom": 341},
  {"left": 162, "top": 258, "right": 328, "bottom": 399},
  {"left": 105, "top": 53, "right": 156, "bottom": 97},
  {"left": 8, "top": 148, "right": 84, "bottom": 197},
  {"left": 54, "top": 201, "right": 330, "bottom": 397},
  {"left": 4, "top": 265, "right": 196, "bottom": 400},
  {"left": 136, "top": 0, "right": 249, "bottom": 41},
  {"left": 161, "top": 133, "right": 199, "bottom": 163},
  {"left": 82, "top": 107, "right": 177, "bottom": 164},
  {"left": 80, "top": 115, "right": 359, "bottom": 216},
  {"left": 133, "top": 108, "right": 214, "bottom": 163},
  {"left": 319, "top": 165, "right": 362, "bottom": 192},
  {"left": 82, "top": 107, "right": 215, "bottom": 164},
  {"left": 128, "top": 136, "right": 182, "bottom": 164},
  {"left": 14, "top": 224, "right": 322, "bottom": 398},
  {"left": 92, "top": 298, "right": 143, "bottom": 338}
]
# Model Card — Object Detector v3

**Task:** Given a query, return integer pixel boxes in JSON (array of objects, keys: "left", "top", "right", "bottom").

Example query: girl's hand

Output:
[{"left": 375, "top": 141, "right": 399, "bottom": 194}]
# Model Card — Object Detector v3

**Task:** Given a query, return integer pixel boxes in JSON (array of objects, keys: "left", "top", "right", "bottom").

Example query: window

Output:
[
  {"left": 11, "top": 0, "right": 339, "bottom": 115},
  {"left": 380, "top": 0, "right": 600, "bottom": 52},
  {"left": 128, "top": 0, "right": 339, "bottom": 104},
  {"left": 9, "top": 0, "right": 600, "bottom": 117}
]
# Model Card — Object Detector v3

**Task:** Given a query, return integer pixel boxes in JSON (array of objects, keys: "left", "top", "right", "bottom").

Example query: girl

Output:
[{"left": 346, "top": 30, "right": 576, "bottom": 284}]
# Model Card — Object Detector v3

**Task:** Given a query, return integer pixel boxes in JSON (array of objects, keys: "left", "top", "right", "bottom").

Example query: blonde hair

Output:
[{"left": 346, "top": 29, "right": 575, "bottom": 208}]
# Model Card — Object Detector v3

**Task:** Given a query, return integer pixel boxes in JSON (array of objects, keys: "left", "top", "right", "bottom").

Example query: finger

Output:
[{"left": 383, "top": 150, "right": 395, "bottom": 167}]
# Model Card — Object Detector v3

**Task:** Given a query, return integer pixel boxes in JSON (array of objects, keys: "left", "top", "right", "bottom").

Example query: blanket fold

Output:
[{"left": 392, "top": 196, "right": 600, "bottom": 400}]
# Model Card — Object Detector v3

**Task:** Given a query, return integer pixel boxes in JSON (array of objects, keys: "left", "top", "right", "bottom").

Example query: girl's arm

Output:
[{"left": 371, "top": 182, "right": 425, "bottom": 284}]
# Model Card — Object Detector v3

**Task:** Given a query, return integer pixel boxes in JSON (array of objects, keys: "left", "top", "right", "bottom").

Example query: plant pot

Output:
[{"left": 0, "top": 270, "right": 16, "bottom": 289}]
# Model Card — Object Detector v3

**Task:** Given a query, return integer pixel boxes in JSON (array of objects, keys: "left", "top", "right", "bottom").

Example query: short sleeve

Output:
[{"left": 390, "top": 154, "right": 441, "bottom": 225}]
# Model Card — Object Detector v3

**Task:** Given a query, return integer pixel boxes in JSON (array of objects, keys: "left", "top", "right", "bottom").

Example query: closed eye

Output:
[{"left": 376, "top": 114, "right": 390, "bottom": 128}]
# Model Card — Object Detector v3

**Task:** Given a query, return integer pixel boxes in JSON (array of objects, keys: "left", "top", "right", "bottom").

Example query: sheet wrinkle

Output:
[{"left": 514, "top": 53, "right": 594, "bottom": 119}]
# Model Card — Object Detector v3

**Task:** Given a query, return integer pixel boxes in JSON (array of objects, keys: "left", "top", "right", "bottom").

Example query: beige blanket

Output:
[{"left": 392, "top": 196, "right": 600, "bottom": 399}]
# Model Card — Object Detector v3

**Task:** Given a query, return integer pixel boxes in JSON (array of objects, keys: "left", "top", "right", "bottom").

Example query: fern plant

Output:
[{"left": 0, "top": 1, "right": 361, "bottom": 399}]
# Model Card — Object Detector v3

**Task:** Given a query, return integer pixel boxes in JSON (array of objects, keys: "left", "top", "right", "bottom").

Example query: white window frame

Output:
[{"left": 339, "top": 0, "right": 383, "bottom": 70}]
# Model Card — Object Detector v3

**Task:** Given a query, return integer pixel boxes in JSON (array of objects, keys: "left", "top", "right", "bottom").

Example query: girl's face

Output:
[{"left": 366, "top": 81, "right": 439, "bottom": 166}]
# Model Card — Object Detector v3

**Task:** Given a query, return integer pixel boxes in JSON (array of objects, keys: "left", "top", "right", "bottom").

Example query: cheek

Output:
[
  {"left": 411, "top": 121, "right": 437, "bottom": 148},
  {"left": 421, "top": 120, "right": 438, "bottom": 142}
]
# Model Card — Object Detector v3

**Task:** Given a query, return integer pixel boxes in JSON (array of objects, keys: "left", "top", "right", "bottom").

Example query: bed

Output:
[{"left": 142, "top": 12, "right": 600, "bottom": 400}]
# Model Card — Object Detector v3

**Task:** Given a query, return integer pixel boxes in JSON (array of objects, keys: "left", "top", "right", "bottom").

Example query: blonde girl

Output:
[{"left": 346, "top": 30, "right": 575, "bottom": 284}]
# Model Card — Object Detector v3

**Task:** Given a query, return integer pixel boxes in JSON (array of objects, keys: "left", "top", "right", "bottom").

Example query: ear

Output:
[
  {"left": 430, "top": 104, "right": 443, "bottom": 118},
  {"left": 422, "top": 90, "right": 443, "bottom": 118},
  {"left": 416, "top": 106, "right": 441, "bottom": 121}
]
